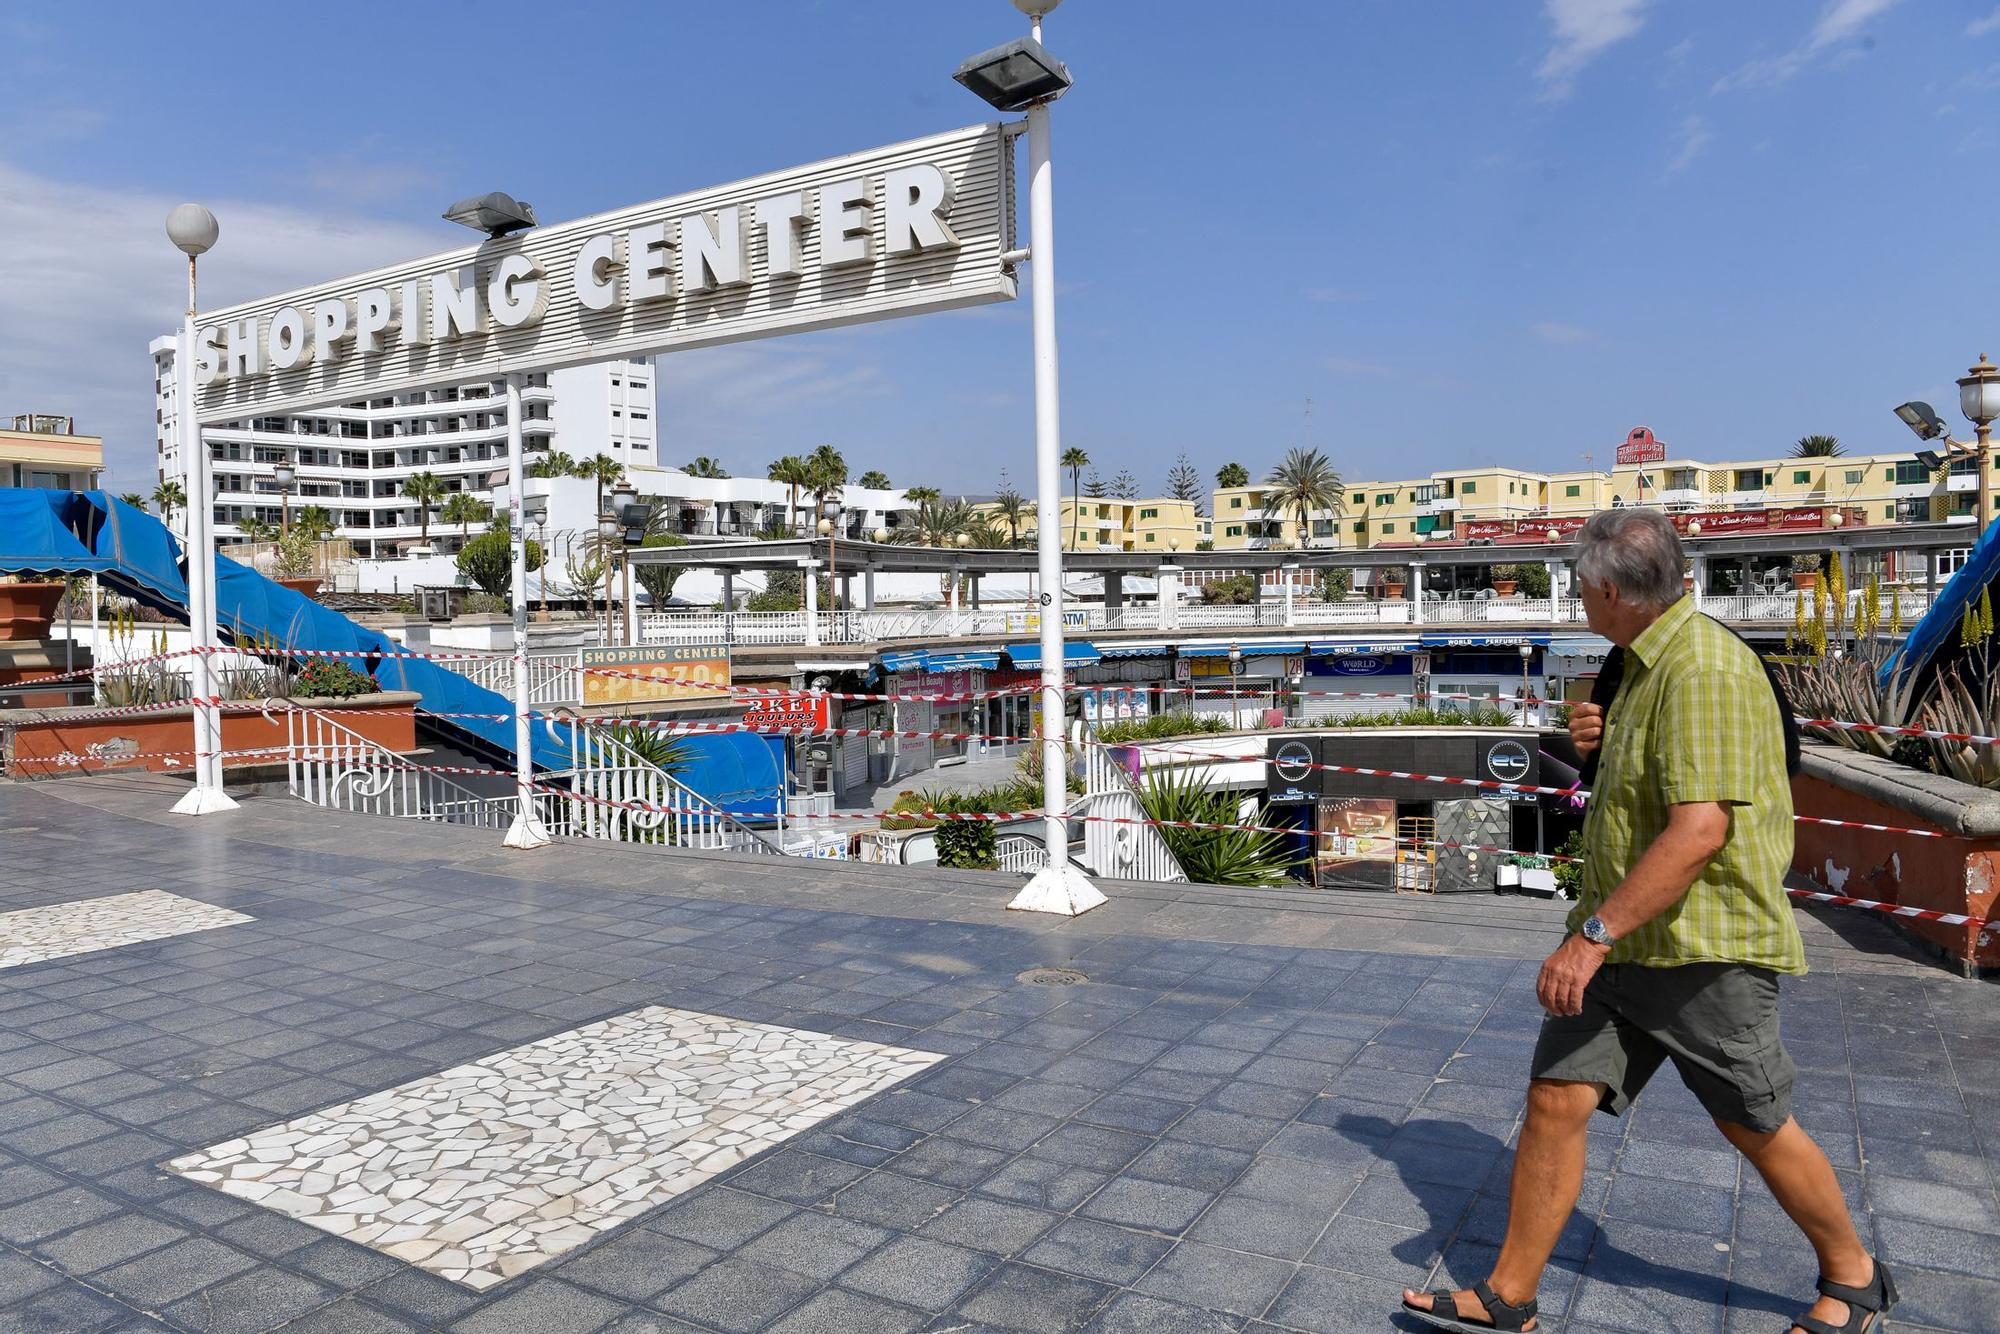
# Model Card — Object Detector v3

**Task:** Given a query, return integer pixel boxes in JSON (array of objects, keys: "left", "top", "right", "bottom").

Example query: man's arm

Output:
[{"left": 1536, "top": 801, "right": 1731, "bottom": 1016}]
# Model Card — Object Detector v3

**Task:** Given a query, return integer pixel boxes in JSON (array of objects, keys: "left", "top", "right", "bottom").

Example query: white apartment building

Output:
[{"left": 153, "top": 337, "right": 655, "bottom": 557}]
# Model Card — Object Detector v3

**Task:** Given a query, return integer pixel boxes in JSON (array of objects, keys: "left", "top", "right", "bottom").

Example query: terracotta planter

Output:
[
  {"left": 5, "top": 691, "right": 420, "bottom": 778},
  {"left": 276, "top": 576, "right": 322, "bottom": 598},
  {"left": 0, "top": 582, "right": 64, "bottom": 640},
  {"left": 1494, "top": 580, "right": 1518, "bottom": 597},
  {"left": 1383, "top": 581, "right": 1406, "bottom": 599},
  {"left": 1791, "top": 571, "right": 1820, "bottom": 591}
]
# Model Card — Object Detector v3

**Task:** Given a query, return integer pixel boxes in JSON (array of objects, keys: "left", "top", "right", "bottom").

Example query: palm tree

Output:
[
  {"left": 1263, "top": 447, "right": 1344, "bottom": 549},
  {"left": 441, "top": 492, "right": 488, "bottom": 544},
  {"left": 403, "top": 471, "right": 446, "bottom": 545},
  {"left": 893, "top": 498, "right": 978, "bottom": 598},
  {"left": 237, "top": 514, "right": 278, "bottom": 545},
  {"left": 965, "top": 516, "right": 1008, "bottom": 549},
  {"left": 528, "top": 449, "right": 577, "bottom": 480},
  {"left": 1793, "top": 434, "right": 1844, "bottom": 458},
  {"left": 805, "top": 444, "right": 847, "bottom": 519},
  {"left": 856, "top": 469, "right": 891, "bottom": 490},
  {"left": 577, "top": 453, "right": 624, "bottom": 518},
  {"left": 993, "top": 488, "right": 1029, "bottom": 547},
  {"left": 1216, "top": 462, "right": 1250, "bottom": 489},
  {"left": 903, "top": 485, "right": 941, "bottom": 504},
  {"left": 685, "top": 456, "right": 729, "bottom": 479},
  {"left": 294, "top": 505, "right": 336, "bottom": 541},
  {"left": 151, "top": 480, "right": 186, "bottom": 532},
  {"left": 767, "top": 454, "right": 812, "bottom": 534},
  {"left": 117, "top": 491, "right": 148, "bottom": 510},
  {"left": 1061, "top": 447, "right": 1089, "bottom": 548}
]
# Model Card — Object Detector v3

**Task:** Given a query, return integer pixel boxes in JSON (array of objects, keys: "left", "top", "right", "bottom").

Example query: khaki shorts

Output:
[{"left": 1530, "top": 962, "right": 1796, "bottom": 1134}]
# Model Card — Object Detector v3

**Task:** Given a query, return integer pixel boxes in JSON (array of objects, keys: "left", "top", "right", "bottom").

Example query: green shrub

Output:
[
  {"left": 1293, "top": 705, "right": 1517, "bottom": 729},
  {"left": 1552, "top": 830, "right": 1585, "bottom": 898},
  {"left": 1140, "top": 766, "right": 1298, "bottom": 886},
  {"left": 1201, "top": 574, "right": 1258, "bottom": 606},
  {"left": 460, "top": 591, "right": 508, "bottom": 614},
  {"left": 1098, "top": 712, "right": 1230, "bottom": 743},
  {"left": 295, "top": 660, "right": 378, "bottom": 699}
]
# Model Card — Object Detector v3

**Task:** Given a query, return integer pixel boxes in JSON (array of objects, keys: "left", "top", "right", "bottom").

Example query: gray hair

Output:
[{"left": 1573, "top": 508, "right": 1685, "bottom": 608}]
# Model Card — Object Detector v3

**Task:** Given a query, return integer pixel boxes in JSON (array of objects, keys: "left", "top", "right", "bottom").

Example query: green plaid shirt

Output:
[{"left": 1568, "top": 596, "right": 1807, "bottom": 974}]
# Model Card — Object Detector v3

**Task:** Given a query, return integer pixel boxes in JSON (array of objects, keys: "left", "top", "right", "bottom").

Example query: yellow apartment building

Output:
[
  {"left": 1, "top": 415, "right": 103, "bottom": 491},
  {"left": 977, "top": 496, "right": 1203, "bottom": 553}
]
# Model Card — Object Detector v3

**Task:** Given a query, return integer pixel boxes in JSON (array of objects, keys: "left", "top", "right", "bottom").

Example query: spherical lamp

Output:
[
  {"left": 872, "top": 526, "right": 888, "bottom": 544},
  {"left": 817, "top": 517, "right": 833, "bottom": 536},
  {"left": 165, "top": 204, "right": 219, "bottom": 257}
]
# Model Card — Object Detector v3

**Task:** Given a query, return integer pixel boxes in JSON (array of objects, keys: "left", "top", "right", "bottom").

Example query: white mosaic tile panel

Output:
[
  {"left": 168, "top": 1006, "right": 944, "bottom": 1289},
  {"left": 0, "top": 890, "right": 251, "bottom": 970}
]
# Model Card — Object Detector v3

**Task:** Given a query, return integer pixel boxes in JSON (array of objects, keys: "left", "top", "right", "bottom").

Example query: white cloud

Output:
[
  {"left": 1972, "top": 7, "right": 2000, "bottom": 36},
  {"left": 1663, "top": 37, "right": 1696, "bottom": 63},
  {"left": 0, "top": 159, "right": 445, "bottom": 487},
  {"left": 1531, "top": 321, "right": 1594, "bottom": 345},
  {"left": 1715, "top": 0, "right": 1904, "bottom": 91},
  {"left": 652, "top": 341, "right": 888, "bottom": 464},
  {"left": 1537, "top": 0, "right": 1651, "bottom": 99},
  {"left": 1666, "top": 114, "right": 1714, "bottom": 172}
]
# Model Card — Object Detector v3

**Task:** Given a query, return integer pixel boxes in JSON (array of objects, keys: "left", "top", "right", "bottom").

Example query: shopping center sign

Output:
[{"left": 189, "top": 123, "right": 1016, "bottom": 421}]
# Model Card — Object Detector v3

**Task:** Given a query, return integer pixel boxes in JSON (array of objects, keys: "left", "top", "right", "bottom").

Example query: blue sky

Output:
[{"left": 4, "top": 0, "right": 1998, "bottom": 496}]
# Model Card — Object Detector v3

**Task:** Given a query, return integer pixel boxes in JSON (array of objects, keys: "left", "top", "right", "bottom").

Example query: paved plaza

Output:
[{"left": 0, "top": 774, "right": 1990, "bottom": 1332}]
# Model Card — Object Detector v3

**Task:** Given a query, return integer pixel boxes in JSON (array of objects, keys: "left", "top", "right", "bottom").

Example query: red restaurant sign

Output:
[
  {"left": 741, "top": 693, "right": 831, "bottom": 731},
  {"left": 1615, "top": 426, "right": 1667, "bottom": 465},
  {"left": 1456, "top": 506, "right": 1862, "bottom": 545}
]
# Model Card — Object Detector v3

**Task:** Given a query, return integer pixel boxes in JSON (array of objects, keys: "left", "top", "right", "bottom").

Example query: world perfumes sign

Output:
[{"left": 190, "top": 123, "right": 1016, "bottom": 421}]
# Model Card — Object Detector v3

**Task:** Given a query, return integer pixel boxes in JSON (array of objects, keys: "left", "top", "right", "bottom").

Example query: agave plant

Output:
[{"left": 1139, "top": 766, "right": 1298, "bottom": 887}]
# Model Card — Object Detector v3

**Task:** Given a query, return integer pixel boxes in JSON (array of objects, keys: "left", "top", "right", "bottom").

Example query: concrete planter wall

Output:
[
  {"left": 3, "top": 691, "right": 420, "bottom": 778},
  {"left": 1792, "top": 741, "right": 2000, "bottom": 975},
  {"left": 0, "top": 583, "right": 65, "bottom": 640}
]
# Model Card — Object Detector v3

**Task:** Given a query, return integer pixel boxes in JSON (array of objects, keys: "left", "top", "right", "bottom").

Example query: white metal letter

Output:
[
  {"left": 355, "top": 288, "right": 394, "bottom": 353},
  {"left": 195, "top": 325, "right": 225, "bottom": 384},
  {"left": 679, "top": 206, "right": 749, "bottom": 293},
  {"left": 311, "top": 298, "right": 349, "bottom": 363},
  {"left": 487, "top": 254, "right": 547, "bottom": 328},
  {"left": 819, "top": 179, "right": 873, "bottom": 268},
  {"left": 629, "top": 222, "right": 677, "bottom": 303},
  {"left": 753, "top": 191, "right": 808, "bottom": 277},
  {"left": 266, "top": 306, "right": 314, "bottom": 370},
  {"left": 574, "top": 234, "right": 623, "bottom": 311},
  {"left": 431, "top": 266, "right": 486, "bottom": 341},
  {"left": 399, "top": 279, "right": 426, "bottom": 349},
  {"left": 222, "top": 318, "right": 260, "bottom": 379},
  {"left": 883, "top": 164, "right": 959, "bottom": 255}
]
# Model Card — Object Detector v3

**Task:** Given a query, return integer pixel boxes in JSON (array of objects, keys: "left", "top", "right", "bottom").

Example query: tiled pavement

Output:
[{"left": 0, "top": 774, "right": 1991, "bottom": 1333}]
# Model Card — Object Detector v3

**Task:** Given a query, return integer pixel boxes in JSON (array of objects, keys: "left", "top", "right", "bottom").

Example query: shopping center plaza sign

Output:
[{"left": 189, "top": 124, "right": 1015, "bottom": 420}]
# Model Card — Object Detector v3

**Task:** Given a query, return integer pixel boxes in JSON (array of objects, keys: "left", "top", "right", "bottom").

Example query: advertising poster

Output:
[
  {"left": 1317, "top": 797, "right": 1397, "bottom": 863},
  {"left": 580, "top": 644, "right": 730, "bottom": 705}
]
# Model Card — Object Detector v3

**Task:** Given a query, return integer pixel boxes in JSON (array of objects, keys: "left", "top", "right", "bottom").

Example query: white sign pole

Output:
[
  {"left": 171, "top": 248, "right": 236, "bottom": 817},
  {"left": 1010, "top": 6, "right": 1102, "bottom": 916},
  {"left": 502, "top": 372, "right": 549, "bottom": 850}
]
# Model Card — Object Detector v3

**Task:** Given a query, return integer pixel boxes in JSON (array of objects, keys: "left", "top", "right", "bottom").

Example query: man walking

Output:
[{"left": 1402, "top": 509, "right": 1894, "bottom": 1334}]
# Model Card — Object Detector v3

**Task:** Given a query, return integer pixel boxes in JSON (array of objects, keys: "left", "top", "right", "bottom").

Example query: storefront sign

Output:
[
  {"left": 190, "top": 124, "right": 1016, "bottom": 421},
  {"left": 580, "top": 644, "right": 730, "bottom": 705},
  {"left": 1318, "top": 797, "right": 1397, "bottom": 863},
  {"left": 1005, "top": 609, "right": 1088, "bottom": 633},
  {"left": 1484, "top": 739, "right": 1533, "bottom": 783},
  {"left": 1267, "top": 737, "right": 1319, "bottom": 804},
  {"left": 741, "top": 692, "right": 831, "bottom": 731},
  {"left": 1459, "top": 506, "right": 1864, "bottom": 545}
]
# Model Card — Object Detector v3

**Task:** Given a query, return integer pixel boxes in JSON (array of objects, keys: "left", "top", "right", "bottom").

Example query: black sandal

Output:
[
  {"left": 1401, "top": 1279, "right": 1538, "bottom": 1332},
  {"left": 1789, "top": 1258, "right": 1898, "bottom": 1333}
]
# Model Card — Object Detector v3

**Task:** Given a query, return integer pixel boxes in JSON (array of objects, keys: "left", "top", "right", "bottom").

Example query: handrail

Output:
[
  {"left": 1073, "top": 717, "right": 1189, "bottom": 883},
  {"left": 286, "top": 707, "right": 513, "bottom": 828},
  {"left": 564, "top": 722, "right": 784, "bottom": 855}
]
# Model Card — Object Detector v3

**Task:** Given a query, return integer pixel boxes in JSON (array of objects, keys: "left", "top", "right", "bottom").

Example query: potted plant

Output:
[
  {"left": 1517, "top": 854, "right": 1559, "bottom": 896},
  {"left": 0, "top": 578, "right": 66, "bottom": 640},
  {"left": 1494, "top": 857, "right": 1523, "bottom": 892},
  {"left": 1791, "top": 553, "right": 1822, "bottom": 591},
  {"left": 1380, "top": 566, "right": 1408, "bottom": 599},
  {"left": 1491, "top": 564, "right": 1522, "bottom": 597}
]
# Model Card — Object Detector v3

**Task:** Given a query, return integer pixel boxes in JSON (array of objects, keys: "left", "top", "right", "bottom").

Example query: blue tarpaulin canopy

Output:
[
  {"left": 0, "top": 490, "right": 113, "bottom": 578},
  {"left": 1179, "top": 640, "right": 1305, "bottom": 657},
  {"left": 1096, "top": 643, "right": 1171, "bottom": 657},
  {"left": 1419, "top": 632, "right": 1551, "bottom": 647},
  {"left": 880, "top": 650, "right": 929, "bottom": 674},
  {"left": 1883, "top": 519, "right": 2000, "bottom": 690},
  {"left": 923, "top": 650, "right": 1001, "bottom": 672},
  {"left": 1309, "top": 638, "right": 1419, "bottom": 655},
  {"left": 1006, "top": 641, "right": 1102, "bottom": 668}
]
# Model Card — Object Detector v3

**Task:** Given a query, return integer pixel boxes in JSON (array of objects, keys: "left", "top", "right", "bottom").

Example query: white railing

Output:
[
  {"left": 552, "top": 723, "right": 784, "bottom": 855},
  {"left": 996, "top": 834, "right": 1051, "bottom": 873},
  {"left": 1077, "top": 720, "right": 1189, "bottom": 883},
  {"left": 286, "top": 709, "right": 514, "bottom": 828},
  {"left": 440, "top": 650, "right": 580, "bottom": 705}
]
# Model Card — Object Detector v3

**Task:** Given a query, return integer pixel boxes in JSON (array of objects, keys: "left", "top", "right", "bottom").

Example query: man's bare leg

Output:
[
  {"left": 1715, "top": 1117, "right": 1876, "bottom": 1333},
  {"left": 1403, "top": 1078, "right": 1604, "bottom": 1326}
]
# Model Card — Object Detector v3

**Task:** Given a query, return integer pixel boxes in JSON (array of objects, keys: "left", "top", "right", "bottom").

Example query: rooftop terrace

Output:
[{"left": 0, "top": 773, "right": 1990, "bottom": 1332}]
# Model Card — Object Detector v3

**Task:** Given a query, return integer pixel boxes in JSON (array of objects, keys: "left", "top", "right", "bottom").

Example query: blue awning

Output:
[
  {"left": 1309, "top": 638, "right": 1419, "bottom": 655},
  {"left": 1007, "top": 641, "right": 1102, "bottom": 668},
  {"left": 1097, "top": 643, "right": 1171, "bottom": 657},
  {"left": 880, "top": 650, "right": 929, "bottom": 674},
  {"left": 1419, "top": 632, "right": 1552, "bottom": 648},
  {"left": 1180, "top": 640, "right": 1305, "bottom": 657},
  {"left": 0, "top": 490, "right": 115, "bottom": 578},
  {"left": 1885, "top": 519, "right": 2000, "bottom": 689},
  {"left": 924, "top": 650, "right": 1001, "bottom": 672}
]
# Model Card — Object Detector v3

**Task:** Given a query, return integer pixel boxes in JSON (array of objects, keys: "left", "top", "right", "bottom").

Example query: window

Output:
[
  {"left": 1884, "top": 506, "right": 1895, "bottom": 519},
  {"left": 1375, "top": 493, "right": 1393, "bottom": 506},
  {"left": 1845, "top": 470, "right": 1863, "bottom": 484},
  {"left": 1564, "top": 484, "right": 1581, "bottom": 498},
  {"left": 1792, "top": 470, "right": 1811, "bottom": 484},
  {"left": 631, "top": 410, "right": 649, "bottom": 420},
  {"left": 1145, "top": 532, "right": 1156, "bottom": 543},
  {"left": 1764, "top": 471, "right": 1775, "bottom": 485},
  {"left": 1230, "top": 497, "right": 1243, "bottom": 509},
  {"left": 1353, "top": 520, "right": 1366, "bottom": 534},
  {"left": 1892, "top": 460, "right": 1930, "bottom": 485},
  {"left": 1462, "top": 481, "right": 1477, "bottom": 494},
  {"left": 1382, "top": 522, "right": 1396, "bottom": 534},
  {"left": 1225, "top": 525, "right": 1243, "bottom": 537},
  {"left": 1139, "top": 507, "right": 1158, "bottom": 519}
]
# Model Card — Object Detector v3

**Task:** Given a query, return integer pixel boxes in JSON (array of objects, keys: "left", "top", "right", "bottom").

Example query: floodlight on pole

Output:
[
  {"left": 165, "top": 204, "right": 237, "bottom": 818},
  {"left": 1893, "top": 401, "right": 1947, "bottom": 441},
  {"left": 442, "top": 192, "right": 539, "bottom": 238}
]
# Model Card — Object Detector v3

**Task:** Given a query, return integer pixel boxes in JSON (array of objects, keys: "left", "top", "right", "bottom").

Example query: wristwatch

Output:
[{"left": 1580, "top": 915, "right": 1615, "bottom": 948}]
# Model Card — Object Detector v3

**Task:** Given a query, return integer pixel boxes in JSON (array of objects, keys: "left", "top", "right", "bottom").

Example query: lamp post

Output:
[
  {"left": 609, "top": 479, "right": 639, "bottom": 646},
  {"left": 272, "top": 457, "right": 296, "bottom": 537},
  {"left": 818, "top": 497, "right": 843, "bottom": 638},
  {"left": 446, "top": 194, "right": 545, "bottom": 848},
  {"left": 524, "top": 495, "right": 550, "bottom": 623},
  {"left": 957, "top": 0, "right": 1099, "bottom": 916},
  {"left": 1894, "top": 353, "right": 2000, "bottom": 532},
  {"left": 1518, "top": 643, "right": 1534, "bottom": 726},
  {"left": 597, "top": 506, "right": 620, "bottom": 646},
  {"left": 165, "top": 203, "right": 237, "bottom": 817}
]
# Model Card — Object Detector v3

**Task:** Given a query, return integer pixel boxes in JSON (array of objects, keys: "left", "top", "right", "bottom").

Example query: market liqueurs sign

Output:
[{"left": 190, "top": 123, "right": 1015, "bottom": 421}]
